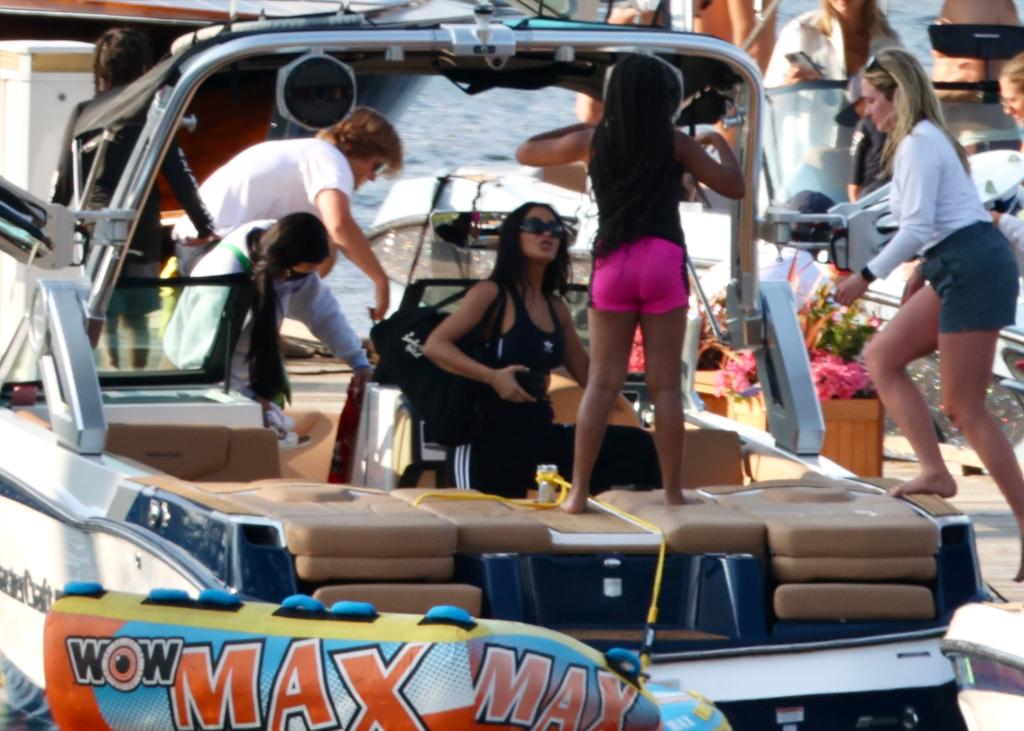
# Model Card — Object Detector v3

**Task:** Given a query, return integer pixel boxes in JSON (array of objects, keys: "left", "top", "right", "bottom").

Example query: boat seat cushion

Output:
[
  {"left": 295, "top": 556, "right": 453, "bottom": 582},
  {"left": 680, "top": 429, "right": 745, "bottom": 488},
  {"left": 132, "top": 477, "right": 458, "bottom": 581},
  {"left": 774, "top": 583, "right": 935, "bottom": 621},
  {"left": 718, "top": 485, "right": 939, "bottom": 558},
  {"left": 313, "top": 583, "right": 482, "bottom": 615},
  {"left": 772, "top": 556, "right": 937, "bottom": 582},
  {"left": 393, "top": 488, "right": 552, "bottom": 553},
  {"left": 278, "top": 410, "right": 338, "bottom": 482},
  {"left": 107, "top": 423, "right": 280, "bottom": 481},
  {"left": 596, "top": 490, "right": 766, "bottom": 554}
]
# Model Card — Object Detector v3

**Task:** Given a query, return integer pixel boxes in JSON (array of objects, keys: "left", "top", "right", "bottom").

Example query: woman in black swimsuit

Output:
[{"left": 423, "top": 202, "right": 659, "bottom": 498}]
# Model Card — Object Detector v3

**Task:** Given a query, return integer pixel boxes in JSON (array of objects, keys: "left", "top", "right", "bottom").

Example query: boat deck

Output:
[{"left": 286, "top": 349, "right": 1024, "bottom": 603}]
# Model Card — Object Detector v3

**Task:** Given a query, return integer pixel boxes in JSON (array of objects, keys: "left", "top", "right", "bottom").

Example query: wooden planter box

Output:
[{"left": 693, "top": 370, "right": 884, "bottom": 476}]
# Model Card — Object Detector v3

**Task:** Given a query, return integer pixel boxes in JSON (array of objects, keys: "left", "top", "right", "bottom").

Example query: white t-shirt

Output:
[
  {"left": 866, "top": 120, "right": 989, "bottom": 279},
  {"left": 764, "top": 10, "right": 901, "bottom": 88},
  {"left": 164, "top": 220, "right": 369, "bottom": 396},
  {"left": 175, "top": 138, "right": 354, "bottom": 238}
]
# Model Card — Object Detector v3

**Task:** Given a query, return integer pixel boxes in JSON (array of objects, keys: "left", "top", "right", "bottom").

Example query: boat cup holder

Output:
[{"left": 276, "top": 52, "right": 356, "bottom": 131}]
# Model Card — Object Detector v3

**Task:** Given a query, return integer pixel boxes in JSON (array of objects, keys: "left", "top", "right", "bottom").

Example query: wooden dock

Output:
[{"left": 884, "top": 458, "right": 1024, "bottom": 602}]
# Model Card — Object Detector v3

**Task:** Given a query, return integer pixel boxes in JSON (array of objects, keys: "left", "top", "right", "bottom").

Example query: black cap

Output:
[
  {"left": 834, "top": 74, "right": 864, "bottom": 127},
  {"left": 786, "top": 190, "right": 836, "bottom": 242}
]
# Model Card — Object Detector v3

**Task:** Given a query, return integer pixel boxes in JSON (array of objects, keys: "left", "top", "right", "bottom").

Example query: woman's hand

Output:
[
  {"left": 349, "top": 366, "right": 372, "bottom": 401},
  {"left": 490, "top": 365, "right": 537, "bottom": 403},
  {"left": 371, "top": 278, "right": 390, "bottom": 321},
  {"left": 901, "top": 265, "right": 926, "bottom": 304},
  {"left": 783, "top": 63, "right": 823, "bottom": 85},
  {"left": 835, "top": 272, "right": 869, "bottom": 306}
]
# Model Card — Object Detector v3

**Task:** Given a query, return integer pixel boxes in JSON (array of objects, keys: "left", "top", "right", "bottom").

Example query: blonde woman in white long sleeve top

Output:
[{"left": 836, "top": 48, "right": 1024, "bottom": 583}]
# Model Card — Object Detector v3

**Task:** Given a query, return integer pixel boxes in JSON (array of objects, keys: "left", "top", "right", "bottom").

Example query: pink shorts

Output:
[{"left": 591, "top": 237, "right": 689, "bottom": 314}]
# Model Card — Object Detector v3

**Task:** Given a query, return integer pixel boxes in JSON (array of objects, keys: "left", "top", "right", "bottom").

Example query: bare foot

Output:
[
  {"left": 664, "top": 488, "right": 685, "bottom": 506},
  {"left": 1016, "top": 543, "right": 1024, "bottom": 583},
  {"left": 561, "top": 488, "right": 590, "bottom": 514},
  {"left": 887, "top": 472, "right": 958, "bottom": 499}
]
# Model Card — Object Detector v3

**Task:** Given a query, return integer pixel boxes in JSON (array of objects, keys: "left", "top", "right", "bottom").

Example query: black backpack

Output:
[{"left": 370, "top": 287, "right": 505, "bottom": 447}]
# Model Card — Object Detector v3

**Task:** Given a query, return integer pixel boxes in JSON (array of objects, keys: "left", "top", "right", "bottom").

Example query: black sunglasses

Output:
[
  {"left": 520, "top": 217, "right": 565, "bottom": 238},
  {"left": 865, "top": 55, "right": 889, "bottom": 76},
  {"left": 284, "top": 269, "right": 315, "bottom": 282}
]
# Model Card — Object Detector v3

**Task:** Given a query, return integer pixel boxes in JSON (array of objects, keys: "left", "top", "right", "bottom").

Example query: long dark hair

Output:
[
  {"left": 247, "top": 213, "right": 330, "bottom": 401},
  {"left": 489, "top": 202, "right": 570, "bottom": 298},
  {"left": 590, "top": 54, "right": 682, "bottom": 256},
  {"left": 93, "top": 28, "right": 153, "bottom": 93}
]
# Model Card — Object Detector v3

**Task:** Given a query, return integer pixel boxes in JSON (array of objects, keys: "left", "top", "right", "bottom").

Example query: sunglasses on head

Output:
[
  {"left": 865, "top": 55, "right": 889, "bottom": 76},
  {"left": 520, "top": 217, "right": 565, "bottom": 238}
]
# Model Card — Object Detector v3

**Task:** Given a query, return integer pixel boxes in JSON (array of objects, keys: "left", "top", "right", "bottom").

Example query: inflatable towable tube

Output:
[{"left": 43, "top": 584, "right": 730, "bottom": 730}]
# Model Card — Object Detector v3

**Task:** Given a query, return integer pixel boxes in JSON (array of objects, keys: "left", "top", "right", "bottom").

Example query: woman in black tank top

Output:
[
  {"left": 515, "top": 54, "right": 745, "bottom": 512},
  {"left": 424, "top": 202, "right": 660, "bottom": 498}
]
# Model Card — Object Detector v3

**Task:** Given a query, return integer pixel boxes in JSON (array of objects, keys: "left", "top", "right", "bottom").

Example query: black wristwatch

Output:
[{"left": 859, "top": 266, "right": 876, "bottom": 283}]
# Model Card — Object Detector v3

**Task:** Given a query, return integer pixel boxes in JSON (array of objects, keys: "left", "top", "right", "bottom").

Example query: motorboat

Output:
[
  {"left": 942, "top": 602, "right": 1024, "bottom": 731},
  {"left": 0, "top": 5, "right": 991, "bottom": 729}
]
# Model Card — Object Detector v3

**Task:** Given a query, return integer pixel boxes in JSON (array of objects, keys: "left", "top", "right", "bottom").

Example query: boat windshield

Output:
[
  {"left": 2, "top": 274, "right": 251, "bottom": 393},
  {"left": 764, "top": 80, "right": 1021, "bottom": 207},
  {"left": 764, "top": 81, "right": 853, "bottom": 206}
]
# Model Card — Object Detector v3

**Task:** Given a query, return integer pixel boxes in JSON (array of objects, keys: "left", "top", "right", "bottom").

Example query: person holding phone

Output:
[
  {"left": 423, "top": 202, "right": 660, "bottom": 499},
  {"left": 764, "top": 0, "right": 900, "bottom": 87}
]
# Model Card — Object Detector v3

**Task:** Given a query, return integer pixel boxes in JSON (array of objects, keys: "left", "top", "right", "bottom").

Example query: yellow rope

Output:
[
  {"left": 411, "top": 469, "right": 668, "bottom": 675},
  {"left": 410, "top": 467, "right": 569, "bottom": 510}
]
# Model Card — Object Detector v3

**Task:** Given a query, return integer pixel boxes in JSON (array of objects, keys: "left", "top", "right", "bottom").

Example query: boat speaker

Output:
[{"left": 276, "top": 52, "right": 356, "bottom": 130}]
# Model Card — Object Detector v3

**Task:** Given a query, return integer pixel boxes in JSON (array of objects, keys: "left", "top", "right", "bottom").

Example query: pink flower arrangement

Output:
[
  {"left": 710, "top": 283, "right": 877, "bottom": 403},
  {"left": 808, "top": 349, "right": 871, "bottom": 401}
]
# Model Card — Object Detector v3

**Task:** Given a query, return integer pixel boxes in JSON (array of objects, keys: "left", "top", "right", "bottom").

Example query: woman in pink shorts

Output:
[{"left": 516, "top": 54, "right": 746, "bottom": 513}]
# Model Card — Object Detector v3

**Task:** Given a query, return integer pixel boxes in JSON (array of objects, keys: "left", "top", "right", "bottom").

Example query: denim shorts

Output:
[{"left": 922, "top": 221, "right": 1019, "bottom": 333}]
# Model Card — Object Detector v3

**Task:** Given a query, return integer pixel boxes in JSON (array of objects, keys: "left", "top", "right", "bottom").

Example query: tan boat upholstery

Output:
[
  {"left": 296, "top": 556, "right": 453, "bottom": 582},
  {"left": 132, "top": 477, "right": 458, "bottom": 582},
  {"left": 313, "top": 583, "right": 483, "bottom": 615},
  {"left": 717, "top": 486, "right": 939, "bottom": 558},
  {"left": 278, "top": 410, "right": 338, "bottom": 483},
  {"left": 680, "top": 429, "right": 745, "bottom": 488},
  {"left": 549, "top": 373, "right": 641, "bottom": 428},
  {"left": 106, "top": 424, "right": 280, "bottom": 481},
  {"left": 772, "top": 556, "right": 936, "bottom": 582},
  {"left": 392, "top": 488, "right": 552, "bottom": 553},
  {"left": 774, "top": 584, "right": 935, "bottom": 621},
  {"left": 596, "top": 490, "right": 766, "bottom": 554}
]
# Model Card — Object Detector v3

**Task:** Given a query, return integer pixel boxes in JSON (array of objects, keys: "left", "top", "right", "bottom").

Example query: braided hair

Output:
[
  {"left": 247, "top": 213, "right": 330, "bottom": 401},
  {"left": 589, "top": 54, "right": 682, "bottom": 257}
]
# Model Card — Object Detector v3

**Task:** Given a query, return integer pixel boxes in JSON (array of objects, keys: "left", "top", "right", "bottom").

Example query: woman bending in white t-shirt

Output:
[
  {"left": 835, "top": 48, "right": 1024, "bottom": 582},
  {"left": 175, "top": 107, "right": 402, "bottom": 320},
  {"left": 167, "top": 213, "right": 371, "bottom": 425}
]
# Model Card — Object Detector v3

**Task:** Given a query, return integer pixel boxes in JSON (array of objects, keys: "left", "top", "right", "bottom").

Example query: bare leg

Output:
[
  {"left": 641, "top": 306, "right": 687, "bottom": 505},
  {"left": 125, "top": 312, "right": 150, "bottom": 370},
  {"left": 105, "top": 315, "right": 121, "bottom": 369},
  {"left": 563, "top": 309, "right": 637, "bottom": 514},
  {"left": 939, "top": 330, "right": 1024, "bottom": 582},
  {"left": 863, "top": 287, "right": 956, "bottom": 497}
]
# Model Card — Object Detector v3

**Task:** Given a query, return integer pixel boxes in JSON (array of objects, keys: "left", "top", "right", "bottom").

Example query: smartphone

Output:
[
  {"left": 515, "top": 370, "right": 548, "bottom": 401},
  {"left": 785, "top": 51, "right": 821, "bottom": 75}
]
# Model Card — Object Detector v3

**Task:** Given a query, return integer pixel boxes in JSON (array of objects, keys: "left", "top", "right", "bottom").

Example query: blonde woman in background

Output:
[
  {"left": 991, "top": 53, "right": 1024, "bottom": 257},
  {"left": 764, "top": 0, "right": 899, "bottom": 87},
  {"left": 834, "top": 48, "right": 1024, "bottom": 583}
]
